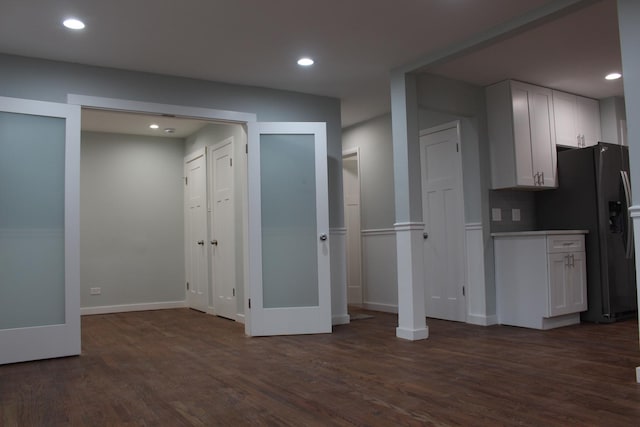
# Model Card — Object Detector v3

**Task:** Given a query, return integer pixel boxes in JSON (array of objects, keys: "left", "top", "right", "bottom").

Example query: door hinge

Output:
[
  {"left": 248, "top": 298, "right": 251, "bottom": 309},
  {"left": 245, "top": 144, "right": 248, "bottom": 154},
  {"left": 462, "top": 286, "right": 465, "bottom": 296},
  {"left": 230, "top": 158, "right": 233, "bottom": 167},
  {"left": 456, "top": 143, "right": 459, "bottom": 153},
  {"left": 186, "top": 282, "right": 190, "bottom": 290},
  {"left": 184, "top": 176, "right": 188, "bottom": 185},
  {"left": 232, "top": 288, "right": 235, "bottom": 297}
]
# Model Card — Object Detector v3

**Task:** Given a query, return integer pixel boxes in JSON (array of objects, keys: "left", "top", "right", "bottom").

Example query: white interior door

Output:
[
  {"left": 185, "top": 150, "right": 209, "bottom": 313},
  {"left": 246, "top": 122, "right": 331, "bottom": 336},
  {"left": 0, "top": 96, "right": 80, "bottom": 365},
  {"left": 420, "top": 124, "right": 466, "bottom": 322},
  {"left": 209, "top": 139, "right": 237, "bottom": 320},
  {"left": 343, "top": 151, "right": 362, "bottom": 305}
]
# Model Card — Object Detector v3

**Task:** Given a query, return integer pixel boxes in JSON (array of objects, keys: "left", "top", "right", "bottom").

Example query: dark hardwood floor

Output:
[{"left": 1, "top": 308, "right": 639, "bottom": 426}]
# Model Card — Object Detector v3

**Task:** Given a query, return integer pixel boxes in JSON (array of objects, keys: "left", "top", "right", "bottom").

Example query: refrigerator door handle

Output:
[{"left": 621, "top": 170, "right": 633, "bottom": 259}]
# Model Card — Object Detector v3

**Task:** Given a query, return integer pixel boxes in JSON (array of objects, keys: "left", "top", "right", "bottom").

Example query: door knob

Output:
[
  {"left": 319, "top": 233, "right": 328, "bottom": 241},
  {"left": 197, "top": 240, "right": 204, "bottom": 246},
  {"left": 423, "top": 232, "right": 429, "bottom": 239},
  {"left": 210, "top": 240, "right": 218, "bottom": 246}
]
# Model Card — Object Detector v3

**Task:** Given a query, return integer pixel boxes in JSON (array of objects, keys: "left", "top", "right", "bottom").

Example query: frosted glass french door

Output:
[
  {"left": 0, "top": 96, "right": 80, "bottom": 364},
  {"left": 246, "top": 122, "right": 331, "bottom": 336}
]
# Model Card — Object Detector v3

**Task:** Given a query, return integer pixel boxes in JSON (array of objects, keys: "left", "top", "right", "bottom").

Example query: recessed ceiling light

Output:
[
  {"left": 297, "top": 57, "right": 314, "bottom": 67},
  {"left": 149, "top": 124, "right": 159, "bottom": 130},
  {"left": 63, "top": 18, "right": 85, "bottom": 30},
  {"left": 605, "top": 72, "right": 622, "bottom": 80}
]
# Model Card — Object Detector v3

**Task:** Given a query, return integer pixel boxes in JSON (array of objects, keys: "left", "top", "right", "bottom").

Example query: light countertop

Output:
[{"left": 491, "top": 230, "right": 589, "bottom": 237}]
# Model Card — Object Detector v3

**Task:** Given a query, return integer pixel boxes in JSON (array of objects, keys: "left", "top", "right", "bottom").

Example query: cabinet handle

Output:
[{"left": 571, "top": 254, "right": 575, "bottom": 267}]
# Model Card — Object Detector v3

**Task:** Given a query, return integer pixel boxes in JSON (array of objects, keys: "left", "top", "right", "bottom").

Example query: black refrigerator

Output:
[{"left": 536, "top": 142, "right": 637, "bottom": 323}]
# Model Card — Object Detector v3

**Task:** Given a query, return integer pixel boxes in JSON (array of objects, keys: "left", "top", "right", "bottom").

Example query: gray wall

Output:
[
  {"left": 600, "top": 96, "right": 627, "bottom": 145},
  {"left": 185, "top": 123, "right": 247, "bottom": 314},
  {"left": 80, "top": 132, "right": 185, "bottom": 307},
  {"left": 0, "top": 53, "right": 343, "bottom": 228},
  {"left": 342, "top": 114, "right": 395, "bottom": 230}
]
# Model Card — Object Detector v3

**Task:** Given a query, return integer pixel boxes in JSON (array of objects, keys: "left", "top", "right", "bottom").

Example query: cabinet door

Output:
[
  {"left": 548, "top": 253, "right": 570, "bottom": 317},
  {"left": 576, "top": 96, "right": 601, "bottom": 147},
  {"left": 568, "top": 251, "right": 587, "bottom": 312},
  {"left": 527, "top": 86, "right": 557, "bottom": 187},
  {"left": 511, "top": 84, "right": 536, "bottom": 187},
  {"left": 553, "top": 91, "right": 580, "bottom": 148}
]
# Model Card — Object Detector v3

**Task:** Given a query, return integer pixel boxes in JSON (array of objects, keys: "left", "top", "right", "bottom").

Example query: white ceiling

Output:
[
  {"left": 0, "top": 0, "right": 623, "bottom": 128},
  {"left": 82, "top": 109, "right": 215, "bottom": 139}
]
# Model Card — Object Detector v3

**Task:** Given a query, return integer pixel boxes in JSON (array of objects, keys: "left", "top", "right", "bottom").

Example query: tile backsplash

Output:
[{"left": 489, "top": 190, "right": 536, "bottom": 233}]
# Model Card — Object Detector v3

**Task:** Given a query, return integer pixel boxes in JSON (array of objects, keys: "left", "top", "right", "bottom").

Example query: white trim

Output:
[
  {"left": 396, "top": 326, "right": 429, "bottom": 341},
  {"left": 628, "top": 205, "right": 640, "bottom": 217},
  {"left": 342, "top": 147, "right": 359, "bottom": 157},
  {"left": 636, "top": 367, "right": 640, "bottom": 384},
  {"left": 185, "top": 146, "right": 206, "bottom": 163},
  {"left": 419, "top": 120, "right": 459, "bottom": 136},
  {"left": 466, "top": 314, "right": 498, "bottom": 326},
  {"left": 67, "top": 94, "right": 257, "bottom": 123},
  {"left": 393, "top": 222, "right": 425, "bottom": 231},
  {"left": 361, "top": 228, "right": 396, "bottom": 236},
  {"left": 332, "top": 314, "right": 351, "bottom": 325},
  {"left": 329, "top": 227, "right": 347, "bottom": 235},
  {"left": 465, "top": 222, "right": 483, "bottom": 231},
  {"left": 363, "top": 302, "right": 398, "bottom": 313},
  {"left": 235, "top": 313, "right": 245, "bottom": 323},
  {"left": 81, "top": 301, "right": 187, "bottom": 315}
]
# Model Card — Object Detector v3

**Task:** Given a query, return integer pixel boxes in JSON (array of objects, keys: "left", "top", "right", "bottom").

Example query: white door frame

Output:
[
  {"left": 68, "top": 94, "right": 254, "bottom": 331},
  {"left": 0, "top": 96, "right": 81, "bottom": 364},
  {"left": 419, "top": 120, "right": 467, "bottom": 322},
  {"left": 342, "top": 147, "right": 363, "bottom": 306}
]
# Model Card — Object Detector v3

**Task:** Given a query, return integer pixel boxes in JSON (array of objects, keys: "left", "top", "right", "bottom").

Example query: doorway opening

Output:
[
  {"left": 78, "top": 106, "right": 248, "bottom": 324},
  {"left": 342, "top": 148, "right": 363, "bottom": 307}
]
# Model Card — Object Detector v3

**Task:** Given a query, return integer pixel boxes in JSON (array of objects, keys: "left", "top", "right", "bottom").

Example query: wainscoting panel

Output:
[
  {"left": 465, "top": 223, "right": 496, "bottom": 326},
  {"left": 361, "top": 229, "right": 398, "bottom": 313},
  {"left": 330, "top": 228, "right": 350, "bottom": 325}
]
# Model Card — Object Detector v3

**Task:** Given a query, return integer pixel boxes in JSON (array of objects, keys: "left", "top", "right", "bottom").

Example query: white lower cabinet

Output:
[{"left": 493, "top": 232, "right": 587, "bottom": 330}]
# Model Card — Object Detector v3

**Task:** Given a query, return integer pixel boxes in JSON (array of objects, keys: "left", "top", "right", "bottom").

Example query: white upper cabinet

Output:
[
  {"left": 552, "top": 90, "right": 601, "bottom": 148},
  {"left": 486, "top": 80, "right": 557, "bottom": 189}
]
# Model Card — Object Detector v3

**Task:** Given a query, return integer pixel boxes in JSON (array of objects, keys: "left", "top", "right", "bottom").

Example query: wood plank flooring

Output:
[{"left": 1, "top": 308, "right": 639, "bottom": 426}]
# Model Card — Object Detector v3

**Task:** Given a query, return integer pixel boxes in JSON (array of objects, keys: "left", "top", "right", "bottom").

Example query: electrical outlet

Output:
[
  {"left": 491, "top": 208, "right": 502, "bottom": 221},
  {"left": 90, "top": 287, "right": 101, "bottom": 295},
  {"left": 512, "top": 208, "right": 521, "bottom": 222}
]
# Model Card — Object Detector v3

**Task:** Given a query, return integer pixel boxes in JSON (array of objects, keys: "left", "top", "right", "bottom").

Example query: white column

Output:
[
  {"left": 391, "top": 71, "right": 428, "bottom": 340},
  {"left": 617, "top": 0, "right": 640, "bottom": 383}
]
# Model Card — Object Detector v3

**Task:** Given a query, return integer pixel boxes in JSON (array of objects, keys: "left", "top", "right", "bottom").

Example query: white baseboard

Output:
[
  {"left": 396, "top": 326, "right": 429, "bottom": 341},
  {"left": 636, "top": 366, "right": 640, "bottom": 384},
  {"left": 81, "top": 300, "right": 187, "bottom": 315},
  {"left": 236, "top": 313, "right": 245, "bottom": 324},
  {"left": 332, "top": 314, "right": 351, "bottom": 325},
  {"left": 467, "top": 314, "right": 498, "bottom": 326},
  {"left": 363, "top": 302, "right": 398, "bottom": 314}
]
